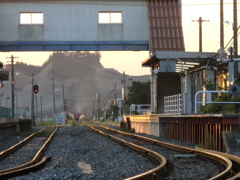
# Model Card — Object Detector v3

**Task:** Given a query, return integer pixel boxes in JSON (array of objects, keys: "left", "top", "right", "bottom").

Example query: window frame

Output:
[
  {"left": 20, "top": 12, "right": 44, "bottom": 25},
  {"left": 98, "top": 11, "right": 122, "bottom": 24}
]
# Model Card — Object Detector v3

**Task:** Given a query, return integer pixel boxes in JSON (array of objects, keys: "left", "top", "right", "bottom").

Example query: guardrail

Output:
[
  {"left": 130, "top": 104, "right": 151, "bottom": 115},
  {"left": 194, "top": 90, "right": 240, "bottom": 113}
]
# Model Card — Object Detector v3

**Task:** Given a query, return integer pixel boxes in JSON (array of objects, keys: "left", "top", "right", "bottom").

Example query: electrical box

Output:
[{"left": 229, "top": 84, "right": 240, "bottom": 95}]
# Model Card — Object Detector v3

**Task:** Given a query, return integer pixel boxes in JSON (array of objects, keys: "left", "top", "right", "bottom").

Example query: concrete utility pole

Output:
[
  {"left": 92, "top": 97, "right": 95, "bottom": 119},
  {"left": 220, "top": 0, "right": 224, "bottom": 49},
  {"left": 62, "top": 84, "right": 66, "bottom": 114},
  {"left": 96, "top": 93, "right": 100, "bottom": 121},
  {"left": 7, "top": 55, "right": 18, "bottom": 119},
  {"left": 31, "top": 73, "right": 35, "bottom": 125},
  {"left": 192, "top": 17, "right": 209, "bottom": 52},
  {"left": 35, "top": 92, "right": 38, "bottom": 119},
  {"left": 233, "top": 0, "right": 238, "bottom": 57},
  {"left": 122, "top": 71, "right": 126, "bottom": 115},
  {"left": 40, "top": 96, "right": 42, "bottom": 122},
  {"left": 51, "top": 67, "right": 56, "bottom": 114}
]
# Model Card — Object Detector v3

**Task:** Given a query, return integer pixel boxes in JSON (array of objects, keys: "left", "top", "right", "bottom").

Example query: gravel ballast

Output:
[
  {"left": 0, "top": 125, "right": 223, "bottom": 180},
  {"left": 8, "top": 126, "right": 155, "bottom": 180}
]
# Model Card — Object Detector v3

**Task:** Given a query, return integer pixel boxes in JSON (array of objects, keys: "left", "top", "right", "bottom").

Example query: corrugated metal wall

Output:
[
  {"left": 157, "top": 72, "right": 181, "bottom": 113},
  {"left": 147, "top": 0, "right": 185, "bottom": 53}
]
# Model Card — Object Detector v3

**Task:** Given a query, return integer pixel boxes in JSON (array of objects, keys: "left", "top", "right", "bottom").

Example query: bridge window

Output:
[
  {"left": 99, "top": 12, "right": 122, "bottom": 24},
  {"left": 20, "top": 12, "right": 43, "bottom": 24}
]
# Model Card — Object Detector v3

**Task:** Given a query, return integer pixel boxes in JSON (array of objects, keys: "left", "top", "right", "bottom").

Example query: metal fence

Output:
[
  {"left": 130, "top": 104, "right": 151, "bottom": 115},
  {"left": 164, "top": 94, "right": 182, "bottom": 114},
  {"left": 194, "top": 90, "right": 240, "bottom": 113}
]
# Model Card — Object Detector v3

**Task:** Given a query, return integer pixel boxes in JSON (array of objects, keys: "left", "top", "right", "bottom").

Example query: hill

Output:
[{"left": 1, "top": 52, "right": 150, "bottom": 119}]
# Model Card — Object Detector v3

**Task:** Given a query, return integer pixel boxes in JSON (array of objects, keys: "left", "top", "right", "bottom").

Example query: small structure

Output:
[{"left": 142, "top": 51, "right": 223, "bottom": 114}]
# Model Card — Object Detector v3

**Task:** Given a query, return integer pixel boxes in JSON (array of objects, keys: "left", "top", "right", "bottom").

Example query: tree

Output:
[{"left": 125, "top": 81, "right": 151, "bottom": 107}]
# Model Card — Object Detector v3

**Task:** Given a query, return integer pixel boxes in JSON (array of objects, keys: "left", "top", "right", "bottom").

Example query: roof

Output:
[{"left": 142, "top": 51, "right": 218, "bottom": 66}]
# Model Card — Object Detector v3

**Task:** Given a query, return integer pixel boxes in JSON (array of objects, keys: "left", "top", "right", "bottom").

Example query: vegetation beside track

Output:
[{"left": 35, "top": 119, "right": 120, "bottom": 128}]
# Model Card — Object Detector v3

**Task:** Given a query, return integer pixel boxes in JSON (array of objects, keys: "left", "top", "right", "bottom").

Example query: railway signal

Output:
[{"left": 33, "top": 84, "right": 39, "bottom": 93}]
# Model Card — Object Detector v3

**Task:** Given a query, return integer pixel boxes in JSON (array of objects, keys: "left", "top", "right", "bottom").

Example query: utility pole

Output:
[
  {"left": 220, "top": 0, "right": 224, "bottom": 49},
  {"left": 192, "top": 17, "right": 209, "bottom": 52},
  {"left": 92, "top": 97, "right": 95, "bottom": 119},
  {"left": 96, "top": 93, "right": 100, "bottom": 121},
  {"left": 114, "top": 83, "right": 117, "bottom": 105},
  {"left": 233, "top": 0, "right": 238, "bottom": 57},
  {"left": 35, "top": 93, "right": 38, "bottom": 119},
  {"left": 40, "top": 96, "right": 42, "bottom": 122},
  {"left": 62, "top": 84, "right": 65, "bottom": 114},
  {"left": 51, "top": 67, "right": 56, "bottom": 114},
  {"left": 7, "top": 55, "right": 18, "bottom": 120},
  {"left": 31, "top": 73, "right": 35, "bottom": 126},
  {"left": 122, "top": 71, "right": 126, "bottom": 115}
]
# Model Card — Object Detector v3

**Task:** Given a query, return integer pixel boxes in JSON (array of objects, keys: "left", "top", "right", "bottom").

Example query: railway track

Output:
[
  {"left": 0, "top": 126, "right": 58, "bottom": 180},
  {"left": 85, "top": 124, "right": 240, "bottom": 180}
]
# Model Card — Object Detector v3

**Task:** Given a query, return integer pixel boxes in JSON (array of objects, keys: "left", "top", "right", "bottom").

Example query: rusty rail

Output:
[
  {"left": 99, "top": 125, "right": 233, "bottom": 180},
  {"left": 85, "top": 124, "right": 167, "bottom": 180},
  {"left": 0, "top": 127, "right": 46, "bottom": 160},
  {"left": 0, "top": 126, "right": 58, "bottom": 179},
  {"left": 195, "top": 148, "right": 240, "bottom": 180}
]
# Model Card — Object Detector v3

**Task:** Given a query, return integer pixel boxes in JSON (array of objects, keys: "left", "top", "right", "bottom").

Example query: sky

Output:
[{"left": 0, "top": 0, "right": 238, "bottom": 76}]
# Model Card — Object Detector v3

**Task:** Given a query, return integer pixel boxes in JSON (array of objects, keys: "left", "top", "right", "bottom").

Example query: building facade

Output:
[{"left": 0, "top": 0, "right": 184, "bottom": 52}]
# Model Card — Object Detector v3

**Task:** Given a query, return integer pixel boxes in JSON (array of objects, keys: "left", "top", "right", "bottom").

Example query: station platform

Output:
[
  {"left": 0, "top": 119, "right": 33, "bottom": 139},
  {"left": 123, "top": 114, "right": 240, "bottom": 152}
]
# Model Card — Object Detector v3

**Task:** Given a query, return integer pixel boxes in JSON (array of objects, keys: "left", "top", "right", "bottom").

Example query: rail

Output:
[
  {"left": 0, "top": 126, "right": 58, "bottom": 179},
  {"left": 85, "top": 124, "right": 167, "bottom": 180},
  {"left": 99, "top": 125, "right": 233, "bottom": 180}
]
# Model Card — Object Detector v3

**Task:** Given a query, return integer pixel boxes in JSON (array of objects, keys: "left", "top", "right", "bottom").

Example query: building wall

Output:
[{"left": 0, "top": 1, "right": 149, "bottom": 42}]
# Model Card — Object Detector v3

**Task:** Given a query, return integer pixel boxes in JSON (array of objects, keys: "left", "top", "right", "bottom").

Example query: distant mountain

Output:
[{"left": 1, "top": 51, "right": 150, "bottom": 119}]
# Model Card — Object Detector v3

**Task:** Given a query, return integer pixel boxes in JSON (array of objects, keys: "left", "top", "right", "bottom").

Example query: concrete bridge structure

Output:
[{"left": 0, "top": 0, "right": 184, "bottom": 52}]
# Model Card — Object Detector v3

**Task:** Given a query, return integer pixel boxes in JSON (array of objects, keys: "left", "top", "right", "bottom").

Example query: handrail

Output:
[{"left": 194, "top": 90, "right": 235, "bottom": 113}]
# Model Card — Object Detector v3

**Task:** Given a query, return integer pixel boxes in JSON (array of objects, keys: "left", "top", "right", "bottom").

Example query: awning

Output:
[
  {"left": 142, "top": 51, "right": 218, "bottom": 66},
  {"left": 142, "top": 51, "right": 218, "bottom": 72}
]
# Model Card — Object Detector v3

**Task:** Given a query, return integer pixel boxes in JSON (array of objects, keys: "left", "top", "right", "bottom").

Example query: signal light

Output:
[{"left": 33, "top": 84, "right": 39, "bottom": 93}]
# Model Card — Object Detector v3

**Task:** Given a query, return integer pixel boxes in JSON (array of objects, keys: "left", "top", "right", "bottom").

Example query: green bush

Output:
[{"left": 199, "top": 93, "right": 240, "bottom": 114}]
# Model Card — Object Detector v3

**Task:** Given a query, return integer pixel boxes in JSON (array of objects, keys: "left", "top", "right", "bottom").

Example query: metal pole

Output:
[
  {"left": 194, "top": 90, "right": 228, "bottom": 113},
  {"left": 220, "top": 0, "right": 224, "bottom": 48},
  {"left": 35, "top": 93, "right": 38, "bottom": 119},
  {"left": 16, "top": 88, "right": 18, "bottom": 118},
  {"left": 192, "top": 17, "right": 209, "bottom": 52},
  {"left": 97, "top": 98, "right": 100, "bottom": 121},
  {"left": 51, "top": 67, "right": 56, "bottom": 114},
  {"left": 31, "top": 73, "right": 35, "bottom": 126},
  {"left": 233, "top": 0, "right": 238, "bottom": 57},
  {"left": 11, "top": 56, "right": 14, "bottom": 119},
  {"left": 92, "top": 97, "right": 94, "bottom": 119},
  {"left": 62, "top": 84, "right": 65, "bottom": 113},
  {"left": 40, "top": 96, "right": 42, "bottom": 122},
  {"left": 123, "top": 71, "right": 126, "bottom": 115}
]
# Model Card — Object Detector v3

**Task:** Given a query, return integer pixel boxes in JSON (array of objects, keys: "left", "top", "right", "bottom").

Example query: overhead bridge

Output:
[
  {"left": 0, "top": 41, "right": 149, "bottom": 51},
  {"left": 0, "top": 0, "right": 184, "bottom": 52}
]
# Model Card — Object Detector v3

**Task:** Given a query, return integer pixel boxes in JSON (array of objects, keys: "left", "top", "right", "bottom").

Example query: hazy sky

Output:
[{"left": 0, "top": 0, "right": 238, "bottom": 75}]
